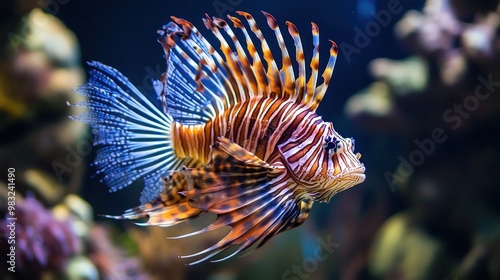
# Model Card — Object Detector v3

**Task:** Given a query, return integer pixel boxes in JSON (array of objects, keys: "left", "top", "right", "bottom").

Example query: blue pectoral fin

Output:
[{"left": 71, "top": 61, "right": 185, "bottom": 203}]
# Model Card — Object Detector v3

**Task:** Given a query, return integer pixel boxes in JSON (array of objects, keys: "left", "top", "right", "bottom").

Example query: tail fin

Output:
[{"left": 71, "top": 61, "right": 184, "bottom": 203}]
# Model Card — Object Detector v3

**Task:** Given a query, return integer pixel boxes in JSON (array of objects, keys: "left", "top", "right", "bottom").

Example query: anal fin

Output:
[
  {"left": 109, "top": 171, "right": 204, "bottom": 227},
  {"left": 107, "top": 137, "right": 314, "bottom": 264}
]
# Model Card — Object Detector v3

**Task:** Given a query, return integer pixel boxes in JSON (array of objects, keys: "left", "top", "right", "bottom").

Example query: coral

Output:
[
  {"left": 0, "top": 191, "right": 149, "bottom": 279},
  {"left": 87, "top": 225, "right": 148, "bottom": 280},
  {"left": 0, "top": 6, "right": 87, "bottom": 204},
  {"left": 0, "top": 194, "right": 81, "bottom": 277}
]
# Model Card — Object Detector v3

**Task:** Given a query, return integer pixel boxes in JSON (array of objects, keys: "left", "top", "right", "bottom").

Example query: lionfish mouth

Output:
[
  {"left": 316, "top": 165, "right": 366, "bottom": 202},
  {"left": 352, "top": 153, "right": 365, "bottom": 181},
  {"left": 346, "top": 165, "right": 366, "bottom": 183},
  {"left": 332, "top": 151, "right": 365, "bottom": 181}
]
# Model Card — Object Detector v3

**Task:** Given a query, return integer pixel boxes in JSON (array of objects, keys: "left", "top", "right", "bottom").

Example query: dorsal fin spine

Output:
[
  {"left": 305, "top": 22, "right": 320, "bottom": 106},
  {"left": 286, "top": 21, "right": 306, "bottom": 104},
  {"left": 216, "top": 17, "right": 259, "bottom": 97},
  {"left": 236, "top": 11, "right": 282, "bottom": 97},
  {"left": 228, "top": 15, "right": 269, "bottom": 96},
  {"left": 168, "top": 18, "right": 237, "bottom": 109},
  {"left": 311, "top": 40, "right": 338, "bottom": 111},
  {"left": 159, "top": 12, "right": 338, "bottom": 126},
  {"left": 262, "top": 12, "right": 295, "bottom": 98},
  {"left": 200, "top": 18, "right": 241, "bottom": 107},
  {"left": 204, "top": 15, "right": 247, "bottom": 103}
]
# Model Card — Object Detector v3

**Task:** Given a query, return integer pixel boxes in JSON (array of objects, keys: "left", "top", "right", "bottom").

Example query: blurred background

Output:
[{"left": 1, "top": 0, "right": 500, "bottom": 279}]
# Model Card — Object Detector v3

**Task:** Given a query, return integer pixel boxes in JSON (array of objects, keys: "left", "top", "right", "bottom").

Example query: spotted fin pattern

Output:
[
  {"left": 105, "top": 170, "right": 204, "bottom": 227},
  {"left": 77, "top": 11, "right": 352, "bottom": 264},
  {"left": 157, "top": 11, "right": 338, "bottom": 125},
  {"left": 111, "top": 137, "right": 313, "bottom": 264},
  {"left": 176, "top": 137, "right": 312, "bottom": 264},
  {"left": 71, "top": 62, "right": 187, "bottom": 203}
]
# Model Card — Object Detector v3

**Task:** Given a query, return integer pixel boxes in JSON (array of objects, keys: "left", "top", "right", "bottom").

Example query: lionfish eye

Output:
[{"left": 323, "top": 136, "right": 340, "bottom": 154}]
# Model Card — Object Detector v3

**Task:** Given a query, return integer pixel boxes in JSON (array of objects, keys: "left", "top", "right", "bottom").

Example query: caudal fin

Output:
[{"left": 71, "top": 61, "right": 185, "bottom": 203}]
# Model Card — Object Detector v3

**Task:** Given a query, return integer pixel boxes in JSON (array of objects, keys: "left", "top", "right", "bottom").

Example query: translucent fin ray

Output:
[
  {"left": 157, "top": 11, "right": 339, "bottom": 124},
  {"left": 71, "top": 61, "right": 185, "bottom": 203},
  {"left": 103, "top": 136, "right": 314, "bottom": 264},
  {"left": 175, "top": 137, "right": 313, "bottom": 264}
]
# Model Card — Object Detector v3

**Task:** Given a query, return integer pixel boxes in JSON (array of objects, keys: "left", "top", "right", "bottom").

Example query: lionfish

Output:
[{"left": 72, "top": 11, "right": 365, "bottom": 264}]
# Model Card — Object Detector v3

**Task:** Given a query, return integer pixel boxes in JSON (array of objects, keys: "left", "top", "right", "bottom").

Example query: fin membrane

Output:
[
  {"left": 157, "top": 11, "right": 339, "bottom": 127},
  {"left": 71, "top": 61, "right": 185, "bottom": 203},
  {"left": 106, "top": 136, "right": 313, "bottom": 264},
  {"left": 178, "top": 137, "right": 314, "bottom": 264},
  {"left": 106, "top": 171, "right": 204, "bottom": 227}
]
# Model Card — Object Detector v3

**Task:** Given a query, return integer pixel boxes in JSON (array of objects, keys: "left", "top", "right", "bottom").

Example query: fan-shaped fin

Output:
[
  {"left": 157, "top": 11, "right": 340, "bottom": 127},
  {"left": 106, "top": 137, "right": 313, "bottom": 264},
  {"left": 71, "top": 62, "right": 188, "bottom": 203},
  {"left": 177, "top": 137, "right": 313, "bottom": 264},
  {"left": 104, "top": 171, "right": 204, "bottom": 227}
]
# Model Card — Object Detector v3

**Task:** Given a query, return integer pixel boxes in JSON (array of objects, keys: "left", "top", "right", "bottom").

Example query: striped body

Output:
[
  {"left": 173, "top": 95, "right": 362, "bottom": 202},
  {"left": 172, "top": 96, "right": 318, "bottom": 164},
  {"left": 73, "top": 11, "right": 365, "bottom": 264}
]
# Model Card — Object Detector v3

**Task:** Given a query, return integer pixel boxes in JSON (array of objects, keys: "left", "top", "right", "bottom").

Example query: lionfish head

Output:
[{"left": 313, "top": 122, "right": 365, "bottom": 202}]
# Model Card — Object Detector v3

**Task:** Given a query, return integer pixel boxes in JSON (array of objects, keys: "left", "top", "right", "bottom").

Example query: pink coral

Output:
[{"left": 1, "top": 194, "right": 80, "bottom": 273}]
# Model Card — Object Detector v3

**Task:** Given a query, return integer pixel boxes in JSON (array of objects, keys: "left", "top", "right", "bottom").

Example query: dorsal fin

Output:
[{"left": 157, "top": 11, "right": 339, "bottom": 125}]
